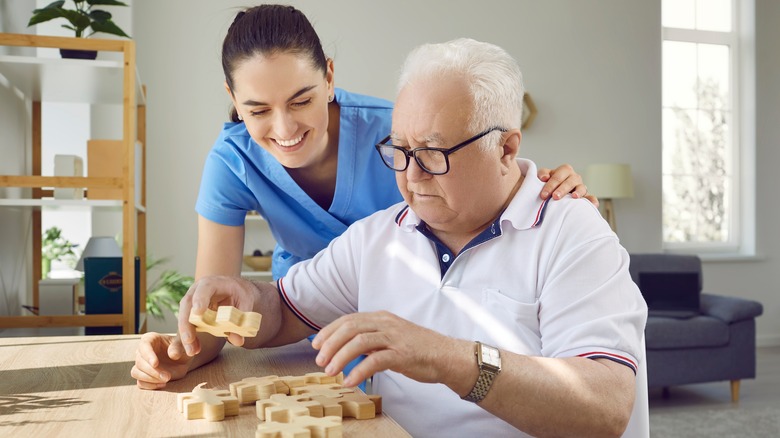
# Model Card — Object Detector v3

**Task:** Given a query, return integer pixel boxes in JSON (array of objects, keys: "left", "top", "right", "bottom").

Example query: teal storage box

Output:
[{"left": 83, "top": 256, "right": 140, "bottom": 335}]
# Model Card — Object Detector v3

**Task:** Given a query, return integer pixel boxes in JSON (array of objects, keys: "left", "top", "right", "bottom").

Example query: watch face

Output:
[{"left": 480, "top": 344, "right": 501, "bottom": 368}]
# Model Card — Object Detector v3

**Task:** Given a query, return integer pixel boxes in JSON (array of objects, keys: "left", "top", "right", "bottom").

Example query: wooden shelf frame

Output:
[{"left": 0, "top": 33, "right": 147, "bottom": 334}]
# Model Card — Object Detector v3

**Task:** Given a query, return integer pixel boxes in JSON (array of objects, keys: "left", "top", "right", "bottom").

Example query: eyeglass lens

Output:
[{"left": 381, "top": 148, "right": 446, "bottom": 173}]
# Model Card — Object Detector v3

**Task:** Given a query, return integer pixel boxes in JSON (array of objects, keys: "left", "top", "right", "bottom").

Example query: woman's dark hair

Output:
[{"left": 223, "top": 5, "right": 328, "bottom": 122}]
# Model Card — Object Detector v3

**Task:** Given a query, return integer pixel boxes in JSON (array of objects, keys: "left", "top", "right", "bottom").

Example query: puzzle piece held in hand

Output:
[
  {"left": 177, "top": 382, "right": 240, "bottom": 422},
  {"left": 255, "top": 415, "right": 342, "bottom": 438},
  {"left": 189, "top": 305, "right": 262, "bottom": 338}
]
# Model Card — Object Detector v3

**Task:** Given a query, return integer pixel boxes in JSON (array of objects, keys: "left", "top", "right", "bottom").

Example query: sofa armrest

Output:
[{"left": 701, "top": 293, "right": 764, "bottom": 324}]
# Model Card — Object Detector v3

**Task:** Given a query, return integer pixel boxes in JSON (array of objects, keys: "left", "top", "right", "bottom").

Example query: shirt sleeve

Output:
[
  {"left": 537, "top": 201, "right": 648, "bottom": 373},
  {"left": 276, "top": 218, "right": 365, "bottom": 330},
  {"left": 195, "top": 144, "right": 258, "bottom": 226}
]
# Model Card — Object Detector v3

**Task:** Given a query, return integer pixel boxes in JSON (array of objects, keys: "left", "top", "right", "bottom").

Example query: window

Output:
[{"left": 661, "top": 0, "right": 755, "bottom": 255}]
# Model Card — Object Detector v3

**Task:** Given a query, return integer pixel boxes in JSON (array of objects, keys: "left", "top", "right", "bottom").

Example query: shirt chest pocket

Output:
[{"left": 478, "top": 288, "right": 542, "bottom": 354}]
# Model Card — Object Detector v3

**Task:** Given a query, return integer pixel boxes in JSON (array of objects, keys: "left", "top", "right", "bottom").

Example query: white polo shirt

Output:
[{"left": 280, "top": 158, "right": 649, "bottom": 437}]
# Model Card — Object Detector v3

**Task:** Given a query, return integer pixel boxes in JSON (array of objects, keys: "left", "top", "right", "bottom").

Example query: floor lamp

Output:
[{"left": 586, "top": 164, "right": 634, "bottom": 233}]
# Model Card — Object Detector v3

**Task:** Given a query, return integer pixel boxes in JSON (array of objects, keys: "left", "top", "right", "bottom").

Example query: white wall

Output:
[{"left": 131, "top": 1, "right": 777, "bottom": 343}]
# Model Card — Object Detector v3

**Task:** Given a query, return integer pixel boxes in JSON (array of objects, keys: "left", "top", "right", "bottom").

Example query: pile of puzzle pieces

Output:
[
  {"left": 177, "top": 372, "right": 381, "bottom": 437},
  {"left": 182, "top": 306, "right": 380, "bottom": 436}
]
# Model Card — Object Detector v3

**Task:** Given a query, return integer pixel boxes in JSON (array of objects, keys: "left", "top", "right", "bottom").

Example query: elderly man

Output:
[{"left": 133, "top": 38, "right": 648, "bottom": 437}]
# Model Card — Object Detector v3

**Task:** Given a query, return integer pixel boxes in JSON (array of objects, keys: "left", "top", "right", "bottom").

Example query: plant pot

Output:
[{"left": 59, "top": 49, "right": 98, "bottom": 60}]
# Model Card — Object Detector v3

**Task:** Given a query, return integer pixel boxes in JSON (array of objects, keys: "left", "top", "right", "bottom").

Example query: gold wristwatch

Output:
[{"left": 462, "top": 341, "right": 501, "bottom": 403}]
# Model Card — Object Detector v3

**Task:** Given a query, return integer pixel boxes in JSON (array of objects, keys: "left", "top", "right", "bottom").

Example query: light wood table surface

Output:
[{"left": 0, "top": 334, "right": 411, "bottom": 437}]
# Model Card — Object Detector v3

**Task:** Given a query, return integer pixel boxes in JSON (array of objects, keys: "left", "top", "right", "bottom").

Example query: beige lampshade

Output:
[
  {"left": 586, "top": 164, "right": 634, "bottom": 199},
  {"left": 75, "top": 236, "right": 122, "bottom": 271}
]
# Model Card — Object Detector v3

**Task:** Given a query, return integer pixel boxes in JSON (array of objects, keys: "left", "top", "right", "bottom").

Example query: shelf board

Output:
[
  {"left": 0, "top": 198, "right": 146, "bottom": 212},
  {"left": 0, "top": 198, "right": 119, "bottom": 208},
  {"left": 0, "top": 54, "right": 145, "bottom": 104}
]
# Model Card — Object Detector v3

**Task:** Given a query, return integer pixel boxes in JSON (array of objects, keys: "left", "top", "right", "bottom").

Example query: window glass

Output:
[
  {"left": 662, "top": 0, "right": 731, "bottom": 31},
  {"left": 697, "top": 0, "right": 732, "bottom": 32},
  {"left": 662, "top": 0, "right": 696, "bottom": 29},
  {"left": 662, "top": 21, "right": 735, "bottom": 247}
]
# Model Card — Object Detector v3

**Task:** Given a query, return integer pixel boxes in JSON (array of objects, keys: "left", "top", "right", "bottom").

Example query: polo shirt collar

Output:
[{"left": 393, "top": 158, "right": 550, "bottom": 232}]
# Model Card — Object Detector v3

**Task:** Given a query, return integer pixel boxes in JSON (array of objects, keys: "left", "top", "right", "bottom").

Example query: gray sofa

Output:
[{"left": 628, "top": 253, "right": 764, "bottom": 402}]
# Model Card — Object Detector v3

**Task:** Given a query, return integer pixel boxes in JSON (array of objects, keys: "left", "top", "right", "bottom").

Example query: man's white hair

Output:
[{"left": 396, "top": 38, "right": 525, "bottom": 150}]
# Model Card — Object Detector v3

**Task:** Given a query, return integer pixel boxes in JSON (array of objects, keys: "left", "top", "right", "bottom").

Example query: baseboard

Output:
[{"left": 757, "top": 335, "right": 780, "bottom": 347}]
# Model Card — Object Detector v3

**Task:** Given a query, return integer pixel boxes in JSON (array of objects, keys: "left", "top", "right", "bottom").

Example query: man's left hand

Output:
[{"left": 311, "top": 311, "right": 461, "bottom": 388}]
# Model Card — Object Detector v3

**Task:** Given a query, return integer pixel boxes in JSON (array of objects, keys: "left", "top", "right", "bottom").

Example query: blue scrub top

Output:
[{"left": 196, "top": 88, "right": 401, "bottom": 278}]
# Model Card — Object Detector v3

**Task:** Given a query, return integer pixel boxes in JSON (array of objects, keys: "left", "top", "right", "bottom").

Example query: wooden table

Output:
[{"left": 0, "top": 335, "right": 410, "bottom": 437}]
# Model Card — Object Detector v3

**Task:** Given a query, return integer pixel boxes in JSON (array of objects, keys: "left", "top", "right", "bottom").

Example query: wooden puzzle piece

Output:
[
  {"left": 289, "top": 383, "right": 354, "bottom": 399},
  {"left": 177, "top": 382, "right": 240, "bottom": 422},
  {"left": 255, "top": 415, "right": 342, "bottom": 438},
  {"left": 230, "top": 375, "right": 289, "bottom": 405},
  {"left": 256, "top": 394, "right": 324, "bottom": 422},
  {"left": 189, "top": 305, "right": 262, "bottom": 338},
  {"left": 278, "top": 372, "right": 343, "bottom": 393},
  {"left": 308, "top": 392, "right": 380, "bottom": 420},
  {"left": 301, "top": 372, "right": 344, "bottom": 385},
  {"left": 307, "top": 395, "right": 342, "bottom": 418},
  {"left": 292, "top": 384, "right": 380, "bottom": 420}
]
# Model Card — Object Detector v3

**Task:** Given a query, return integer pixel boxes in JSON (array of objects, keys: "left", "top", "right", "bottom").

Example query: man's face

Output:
[{"left": 392, "top": 74, "right": 513, "bottom": 237}]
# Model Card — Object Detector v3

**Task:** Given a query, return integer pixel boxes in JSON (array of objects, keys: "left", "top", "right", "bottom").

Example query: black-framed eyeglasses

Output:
[{"left": 374, "top": 127, "right": 507, "bottom": 176}]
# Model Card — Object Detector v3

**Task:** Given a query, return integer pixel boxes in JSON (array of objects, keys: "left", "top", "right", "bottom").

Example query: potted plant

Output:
[
  {"left": 145, "top": 256, "right": 194, "bottom": 320},
  {"left": 27, "top": 0, "right": 131, "bottom": 59},
  {"left": 41, "top": 226, "right": 79, "bottom": 279}
]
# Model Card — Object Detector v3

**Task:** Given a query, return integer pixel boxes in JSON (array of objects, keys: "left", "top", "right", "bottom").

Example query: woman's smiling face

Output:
[{"left": 227, "top": 52, "right": 335, "bottom": 170}]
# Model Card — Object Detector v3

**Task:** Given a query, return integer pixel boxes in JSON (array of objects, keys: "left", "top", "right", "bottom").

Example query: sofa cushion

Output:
[{"left": 645, "top": 315, "right": 730, "bottom": 349}]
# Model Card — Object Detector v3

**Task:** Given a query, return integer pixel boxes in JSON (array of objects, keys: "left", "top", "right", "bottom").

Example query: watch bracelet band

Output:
[
  {"left": 462, "top": 367, "right": 497, "bottom": 403},
  {"left": 462, "top": 341, "right": 500, "bottom": 403}
]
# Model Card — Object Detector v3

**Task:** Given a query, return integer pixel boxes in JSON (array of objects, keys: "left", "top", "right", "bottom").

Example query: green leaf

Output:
[
  {"left": 87, "top": 0, "right": 129, "bottom": 6},
  {"left": 33, "top": 0, "right": 66, "bottom": 13},
  {"left": 90, "top": 19, "right": 130, "bottom": 38},
  {"left": 89, "top": 10, "right": 112, "bottom": 22},
  {"left": 59, "top": 9, "right": 91, "bottom": 31},
  {"left": 28, "top": 6, "right": 67, "bottom": 27},
  {"left": 145, "top": 259, "right": 194, "bottom": 320}
]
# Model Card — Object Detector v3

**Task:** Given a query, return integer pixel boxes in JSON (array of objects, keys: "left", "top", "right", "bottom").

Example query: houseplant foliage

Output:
[
  {"left": 146, "top": 256, "right": 194, "bottom": 320},
  {"left": 27, "top": 0, "right": 131, "bottom": 39},
  {"left": 41, "top": 226, "right": 79, "bottom": 279}
]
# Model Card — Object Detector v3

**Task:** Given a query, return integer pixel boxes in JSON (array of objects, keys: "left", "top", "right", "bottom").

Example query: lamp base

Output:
[{"left": 602, "top": 198, "right": 617, "bottom": 232}]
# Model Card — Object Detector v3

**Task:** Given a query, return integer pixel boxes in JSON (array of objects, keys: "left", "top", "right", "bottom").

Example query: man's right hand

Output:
[{"left": 131, "top": 332, "right": 193, "bottom": 390}]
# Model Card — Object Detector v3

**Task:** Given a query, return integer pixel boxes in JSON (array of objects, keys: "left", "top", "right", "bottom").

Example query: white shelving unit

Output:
[
  {"left": 0, "top": 33, "right": 147, "bottom": 334},
  {"left": 0, "top": 54, "right": 144, "bottom": 103}
]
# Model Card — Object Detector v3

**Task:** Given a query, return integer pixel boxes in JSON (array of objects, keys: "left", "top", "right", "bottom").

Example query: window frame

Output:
[{"left": 661, "top": 0, "right": 756, "bottom": 258}]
